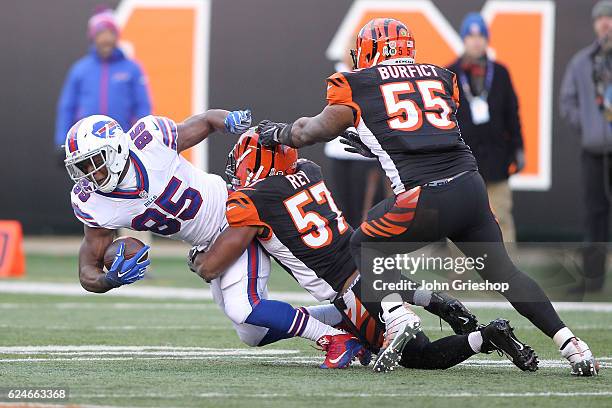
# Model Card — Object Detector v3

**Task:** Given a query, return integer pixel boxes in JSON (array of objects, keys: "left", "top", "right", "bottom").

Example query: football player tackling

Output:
[
  {"left": 255, "top": 18, "right": 598, "bottom": 376},
  {"left": 190, "top": 130, "right": 538, "bottom": 373},
  {"left": 64, "top": 109, "right": 368, "bottom": 369}
]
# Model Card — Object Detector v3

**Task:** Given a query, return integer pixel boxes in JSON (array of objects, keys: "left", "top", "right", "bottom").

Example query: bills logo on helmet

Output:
[{"left": 93, "top": 120, "right": 120, "bottom": 138}]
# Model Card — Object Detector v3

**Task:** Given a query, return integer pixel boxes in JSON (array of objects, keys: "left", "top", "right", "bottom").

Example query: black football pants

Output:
[{"left": 350, "top": 170, "right": 565, "bottom": 338}]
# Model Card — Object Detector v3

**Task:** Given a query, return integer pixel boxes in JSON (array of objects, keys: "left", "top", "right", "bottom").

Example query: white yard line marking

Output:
[
  {"left": 0, "top": 302, "right": 216, "bottom": 310},
  {"left": 0, "top": 325, "right": 229, "bottom": 331},
  {"left": 3, "top": 321, "right": 612, "bottom": 333},
  {"left": 103, "top": 391, "right": 612, "bottom": 397},
  {"left": 324, "top": 392, "right": 612, "bottom": 398},
  {"left": 0, "top": 345, "right": 298, "bottom": 354},
  {"left": 463, "top": 301, "right": 612, "bottom": 312},
  {"left": 19, "top": 391, "right": 611, "bottom": 400},
  {"left": 93, "top": 325, "right": 219, "bottom": 331},
  {"left": 2, "top": 282, "right": 612, "bottom": 312},
  {"left": 0, "top": 404, "right": 137, "bottom": 408},
  {"left": 0, "top": 346, "right": 609, "bottom": 370},
  {"left": 0, "top": 357, "right": 315, "bottom": 362}
]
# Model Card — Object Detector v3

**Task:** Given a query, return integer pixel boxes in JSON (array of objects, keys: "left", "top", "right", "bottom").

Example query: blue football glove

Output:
[
  {"left": 105, "top": 242, "right": 150, "bottom": 288},
  {"left": 224, "top": 109, "right": 252, "bottom": 134}
]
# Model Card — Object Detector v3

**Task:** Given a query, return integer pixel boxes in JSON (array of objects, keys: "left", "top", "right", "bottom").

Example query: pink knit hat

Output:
[{"left": 88, "top": 7, "right": 119, "bottom": 39}]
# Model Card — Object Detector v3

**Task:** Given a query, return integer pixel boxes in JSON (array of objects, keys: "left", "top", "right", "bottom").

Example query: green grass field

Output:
[{"left": 0, "top": 254, "right": 611, "bottom": 408}]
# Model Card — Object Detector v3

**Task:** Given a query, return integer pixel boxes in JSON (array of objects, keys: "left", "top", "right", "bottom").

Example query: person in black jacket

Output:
[
  {"left": 560, "top": 1, "right": 612, "bottom": 293},
  {"left": 448, "top": 12, "right": 525, "bottom": 241}
]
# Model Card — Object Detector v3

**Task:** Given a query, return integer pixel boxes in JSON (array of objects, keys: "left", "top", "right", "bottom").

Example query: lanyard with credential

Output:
[{"left": 459, "top": 59, "right": 494, "bottom": 101}]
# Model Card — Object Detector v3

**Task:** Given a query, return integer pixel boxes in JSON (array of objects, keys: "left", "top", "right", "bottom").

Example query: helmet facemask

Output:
[
  {"left": 226, "top": 143, "right": 267, "bottom": 188},
  {"left": 65, "top": 144, "right": 122, "bottom": 193},
  {"left": 224, "top": 149, "right": 240, "bottom": 188},
  {"left": 226, "top": 130, "right": 298, "bottom": 188},
  {"left": 350, "top": 48, "right": 359, "bottom": 70},
  {"left": 64, "top": 115, "right": 129, "bottom": 194}
]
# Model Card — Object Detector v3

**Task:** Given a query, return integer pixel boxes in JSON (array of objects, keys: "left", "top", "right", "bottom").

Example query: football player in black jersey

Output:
[
  {"left": 190, "top": 130, "right": 538, "bottom": 373},
  {"left": 255, "top": 18, "right": 598, "bottom": 376}
]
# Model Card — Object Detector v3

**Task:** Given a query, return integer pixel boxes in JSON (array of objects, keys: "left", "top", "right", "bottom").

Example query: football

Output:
[{"left": 103, "top": 237, "right": 148, "bottom": 271}]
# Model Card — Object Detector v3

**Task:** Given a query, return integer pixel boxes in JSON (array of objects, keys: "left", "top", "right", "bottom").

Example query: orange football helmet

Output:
[
  {"left": 225, "top": 128, "right": 298, "bottom": 188},
  {"left": 350, "top": 18, "right": 416, "bottom": 69}
]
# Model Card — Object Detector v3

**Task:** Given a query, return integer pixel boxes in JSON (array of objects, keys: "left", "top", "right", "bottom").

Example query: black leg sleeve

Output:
[
  {"left": 399, "top": 332, "right": 476, "bottom": 370},
  {"left": 454, "top": 217, "right": 566, "bottom": 338}
]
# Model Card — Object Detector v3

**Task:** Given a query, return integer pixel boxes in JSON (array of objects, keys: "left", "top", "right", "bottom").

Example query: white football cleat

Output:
[
  {"left": 373, "top": 303, "right": 421, "bottom": 373},
  {"left": 560, "top": 337, "right": 600, "bottom": 377}
]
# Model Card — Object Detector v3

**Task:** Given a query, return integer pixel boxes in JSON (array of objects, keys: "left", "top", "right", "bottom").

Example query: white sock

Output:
[
  {"left": 300, "top": 305, "right": 343, "bottom": 326},
  {"left": 297, "top": 313, "right": 343, "bottom": 342},
  {"left": 468, "top": 331, "right": 484, "bottom": 353},
  {"left": 381, "top": 293, "right": 403, "bottom": 319},
  {"left": 553, "top": 327, "right": 575, "bottom": 350},
  {"left": 413, "top": 288, "right": 432, "bottom": 307}
]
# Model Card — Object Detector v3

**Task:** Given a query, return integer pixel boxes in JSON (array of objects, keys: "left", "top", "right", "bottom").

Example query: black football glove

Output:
[
  {"left": 187, "top": 246, "right": 216, "bottom": 283},
  {"left": 339, "top": 128, "right": 376, "bottom": 158},
  {"left": 257, "top": 120, "right": 293, "bottom": 147},
  {"left": 187, "top": 246, "right": 201, "bottom": 274}
]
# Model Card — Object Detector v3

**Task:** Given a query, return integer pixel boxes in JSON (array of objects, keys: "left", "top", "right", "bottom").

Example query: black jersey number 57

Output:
[{"left": 283, "top": 181, "right": 349, "bottom": 249}]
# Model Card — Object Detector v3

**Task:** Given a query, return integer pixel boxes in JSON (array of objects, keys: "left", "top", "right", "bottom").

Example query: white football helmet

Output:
[{"left": 64, "top": 115, "right": 129, "bottom": 193}]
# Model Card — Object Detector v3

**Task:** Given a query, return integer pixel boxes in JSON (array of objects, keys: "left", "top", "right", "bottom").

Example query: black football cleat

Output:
[
  {"left": 481, "top": 318, "right": 538, "bottom": 372},
  {"left": 424, "top": 292, "right": 478, "bottom": 335}
]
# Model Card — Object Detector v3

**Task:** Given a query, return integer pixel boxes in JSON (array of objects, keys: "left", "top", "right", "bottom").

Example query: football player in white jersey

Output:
[{"left": 64, "top": 110, "right": 368, "bottom": 369}]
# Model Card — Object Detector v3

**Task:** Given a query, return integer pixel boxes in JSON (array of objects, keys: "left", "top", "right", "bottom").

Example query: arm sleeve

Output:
[
  {"left": 502, "top": 67, "right": 524, "bottom": 151},
  {"left": 131, "top": 63, "right": 152, "bottom": 124},
  {"left": 151, "top": 115, "right": 179, "bottom": 151},
  {"left": 559, "top": 58, "right": 581, "bottom": 131},
  {"left": 326, "top": 72, "right": 362, "bottom": 126},
  {"left": 70, "top": 197, "right": 102, "bottom": 228},
  {"left": 55, "top": 65, "right": 80, "bottom": 146},
  {"left": 226, "top": 191, "right": 272, "bottom": 240},
  {"left": 70, "top": 185, "right": 118, "bottom": 229}
]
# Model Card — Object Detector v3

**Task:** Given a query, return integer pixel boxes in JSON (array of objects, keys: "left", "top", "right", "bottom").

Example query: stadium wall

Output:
[{"left": 0, "top": 0, "right": 598, "bottom": 240}]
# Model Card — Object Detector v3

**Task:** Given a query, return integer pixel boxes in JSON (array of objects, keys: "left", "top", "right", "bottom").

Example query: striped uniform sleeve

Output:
[
  {"left": 226, "top": 191, "right": 272, "bottom": 240},
  {"left": 326, "top": 72, "right": 362, "bottom": 126},
  {"left": 71, "top": 202, "right": 101, "bottom": 228},
  {"left": 152, "top": 115, "right": 179, "bottom": 151}
]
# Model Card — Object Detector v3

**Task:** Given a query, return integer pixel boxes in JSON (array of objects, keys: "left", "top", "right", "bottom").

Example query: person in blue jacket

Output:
[{"left": 55, "top": 7, "right": 151, "bottom": 147}]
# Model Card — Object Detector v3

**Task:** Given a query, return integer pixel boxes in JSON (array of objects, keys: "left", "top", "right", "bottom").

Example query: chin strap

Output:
[{"left": 97, "top": 172, "right": 120, "bottom": 193}]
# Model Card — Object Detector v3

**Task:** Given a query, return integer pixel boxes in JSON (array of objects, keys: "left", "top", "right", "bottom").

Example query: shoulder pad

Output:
[
  {"left": 225, "top": 191, "right": 272, "bottom": 239},
  {"left": 130, "top": 115, "right": 178, "bottom": 151},
  {"left": 326, "top": 72, "right": 362, "bottom": 125}
]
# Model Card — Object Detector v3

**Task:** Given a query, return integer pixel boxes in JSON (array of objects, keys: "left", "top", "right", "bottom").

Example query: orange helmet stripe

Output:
[{"left": 355, "top": 17, "right": 416, "bottom": 69}]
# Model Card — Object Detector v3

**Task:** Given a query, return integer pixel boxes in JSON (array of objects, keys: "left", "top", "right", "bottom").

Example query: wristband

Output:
[{"left": 278, "top": 122, "right": 295, "bottom": 147}]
